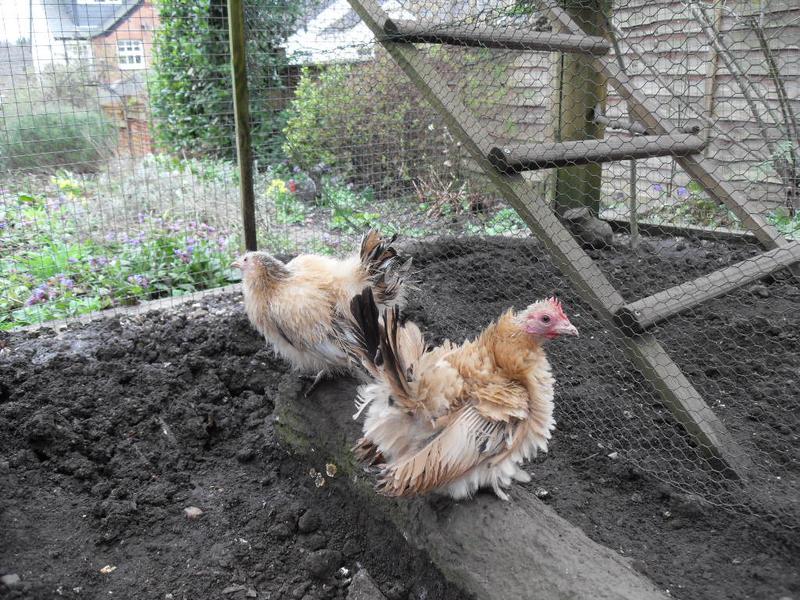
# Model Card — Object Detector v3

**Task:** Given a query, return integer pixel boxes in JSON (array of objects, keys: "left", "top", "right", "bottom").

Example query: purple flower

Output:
[
  {"left": 676, "top": 186, "right": 689, "bottom": 198},
  {"left": 293, "top": 166, "right": 301, "bottom": 174},
  {"left": 59, "top": 277, "right": 75, "bottom": 289},
  {"left": 0, "top": 220, "right": 6, "bottom": 230},
  {"left": 127, "top": 274, "right": 149, "bottom": 287},
  {"left": 126, "top": 233, "right": 144, "bottom": 246},
  {"left": 652, "top": 184, "right": 664, "bottom": 193},
  {"left": 67, "top": 257, "right": 78, "bottom": 264},
  {"left": 46, "top": 195, "right": 66, "bottom": 211},
  {"left": 105, "top": 232, "right": 117, "bottom": 242},
  {"left": 174, "top": 248, "right": 192, "bottom": 263},
  {"left": 137, "top": 212, "right": 146, "bottom": 224},
  {"left": 25, "top": 284, "right": 51, "bottom": 306},
  {"left": 89, "top": 256, "right": 110, "bottom": 270}
]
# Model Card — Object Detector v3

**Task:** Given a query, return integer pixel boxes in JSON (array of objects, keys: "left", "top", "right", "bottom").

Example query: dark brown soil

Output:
[
  {"left": 0, "top": 303, "right": 464, "bottom": 600},
  {"left": 1, "top": 232, "right": 799, "bottom": 600}
]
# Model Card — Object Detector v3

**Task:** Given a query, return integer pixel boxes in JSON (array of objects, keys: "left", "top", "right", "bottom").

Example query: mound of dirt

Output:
[
  {"left": 1, "top": 233, "right": 798, "bottom": 600},
  {"left": 0, "top": 300, "right": 464, "bottom": 600}
]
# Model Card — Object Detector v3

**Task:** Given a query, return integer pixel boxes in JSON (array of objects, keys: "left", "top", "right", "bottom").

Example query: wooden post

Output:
[
  {"left": 553, "top": 0, "right": 610, "bottom": 216},
  {"left": 702, "top": 3, "right": 722, "bottom": 156},
  {"left": 227, "top": 0, "right": 257, "bottom": 251}
]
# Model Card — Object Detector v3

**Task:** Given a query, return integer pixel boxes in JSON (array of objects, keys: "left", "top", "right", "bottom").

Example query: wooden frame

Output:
[
  {"left": 345, "top": 0, "right": 752, "bottom": 478},
  {"left": 542, "top": 1, "right": 790, "bottom": 252},
  {"left": 384, "top": 18, "right": 611, "bottom": 54}
]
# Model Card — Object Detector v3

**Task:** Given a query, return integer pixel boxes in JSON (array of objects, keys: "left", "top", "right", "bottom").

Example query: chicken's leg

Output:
[{"left": 303, "top": 370, "right": 330, "bottom": 398}]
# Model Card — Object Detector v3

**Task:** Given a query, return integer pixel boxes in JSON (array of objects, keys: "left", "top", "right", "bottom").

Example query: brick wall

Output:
[{"left": 91, "top": 0, "right": 158, "bottom": 81}]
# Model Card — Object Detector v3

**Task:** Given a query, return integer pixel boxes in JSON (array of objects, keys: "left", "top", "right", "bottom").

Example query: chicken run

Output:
[{"left": 1, "top": 0, "right": 800, "bottom": 599}]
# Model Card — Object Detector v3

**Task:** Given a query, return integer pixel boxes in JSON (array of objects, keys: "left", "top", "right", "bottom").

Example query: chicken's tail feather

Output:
[
  {"left": 359, "top": 229, "right": 412, "bottom": 307},
  {"left": 349, "top": 287, "right": 424, "bottom": 413},
  {"left": 348, "top": 287, "right": 382, "bottom": 376},
  {"left": 380, "top": 305, "right": 420, "bottom": 405}
]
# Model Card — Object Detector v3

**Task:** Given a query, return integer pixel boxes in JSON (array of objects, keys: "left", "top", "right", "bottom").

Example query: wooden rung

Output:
[
  {"left": 383, "top": 18, "right": 611, "bottom": 55},
  {"left": 488, "top": 134, "right": 707, "bottom": 174},
  {"left": 615, "top": 242, "right": 800, "bottom": 334}
]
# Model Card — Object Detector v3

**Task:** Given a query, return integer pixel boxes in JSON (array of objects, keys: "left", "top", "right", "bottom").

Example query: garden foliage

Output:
[
  {"left": 283, "top": 52, "right": 463, "bottom": 197},
  {"left": 150, "top": 0, "right": 304, "bottom": 161},
  {"left": 1, "top": 108, "right": 117, "bottom": 173}
]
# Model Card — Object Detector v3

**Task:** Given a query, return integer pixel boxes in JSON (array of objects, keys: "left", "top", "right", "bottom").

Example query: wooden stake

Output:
[
  {"left": 227, "top": 0, "right": 257, "bottom": 251},
  {"left": 552, "top": 0, "right": 610, "bottom": 216}
]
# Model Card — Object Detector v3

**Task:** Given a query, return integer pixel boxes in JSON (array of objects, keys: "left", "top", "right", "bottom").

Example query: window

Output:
[
  {"left": 117, "top": 40, "right": 145, "bottom": 70},
  {"left": 65, "top": 41, "right": 92, "bottom": 64}
]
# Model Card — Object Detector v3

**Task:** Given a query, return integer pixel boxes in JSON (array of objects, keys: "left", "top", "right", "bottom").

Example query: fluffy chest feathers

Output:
[{"left": 430, "top": 312, "right": 554, "bottom": 422}]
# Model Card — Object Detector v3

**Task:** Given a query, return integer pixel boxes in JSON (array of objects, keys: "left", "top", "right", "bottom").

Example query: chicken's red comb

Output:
[{"left": 545, "top": 296, "right": 569, "bottom": 321}]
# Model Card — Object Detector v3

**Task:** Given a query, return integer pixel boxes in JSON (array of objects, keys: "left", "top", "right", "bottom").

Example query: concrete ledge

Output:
[{"left": 274, "top": 376, "right": 670, "bottom": 600}]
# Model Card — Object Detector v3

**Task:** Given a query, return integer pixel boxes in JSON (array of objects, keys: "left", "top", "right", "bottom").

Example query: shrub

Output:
[
  {"left": 283, "top": 52, "right": 463, "bottom": 197},
  {"left": 0, "top": 107, "right": 117, "bottom": 172},
  {"left": 150, "top": 0, "right": 304, "bottom": 162}
]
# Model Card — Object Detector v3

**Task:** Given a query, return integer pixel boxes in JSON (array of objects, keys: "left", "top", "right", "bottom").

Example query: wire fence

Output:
[{"left": 1, "top": 0, "right": 798, "bottom": 530}]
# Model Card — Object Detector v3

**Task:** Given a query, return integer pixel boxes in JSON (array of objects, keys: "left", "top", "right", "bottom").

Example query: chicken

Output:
[
  {"left": 348, "top": 287, "right": 578, "bottom": 500},
  {"left": 232, "top": 230, "right": 411, "bottom": 395}
]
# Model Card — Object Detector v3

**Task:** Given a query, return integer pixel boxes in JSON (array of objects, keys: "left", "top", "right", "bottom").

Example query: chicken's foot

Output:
[{"left": 303, "top": 370, "right": 330, "bottom": 398}]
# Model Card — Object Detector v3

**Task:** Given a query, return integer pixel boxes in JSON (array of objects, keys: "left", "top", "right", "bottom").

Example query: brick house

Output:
[{"left": 30, "top": 0, "right": 159, "bottom": 156}]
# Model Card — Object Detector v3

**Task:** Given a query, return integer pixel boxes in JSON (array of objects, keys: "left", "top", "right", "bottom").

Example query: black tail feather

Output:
[
  {"left": 350, "top": 287, "right": 382, "bottom": 369},
  {"left": 349, "top": 286, "right": 414, "bottom": 408},
  {"left": 378, "top": 305, "right": 412, "bottom": 401},
  {"left": 359, "top": 229, "right": 412, "bottom": 306}
]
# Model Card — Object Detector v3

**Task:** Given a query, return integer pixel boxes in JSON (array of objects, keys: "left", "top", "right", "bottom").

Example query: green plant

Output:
[
  {"left": 320, "top": 182, "right": 379, "bottom": 233},
  {"left": 466, "top": 208, "right": 526, "bottom": 236},
  {"left": 770, "top": 208, "right": 800, "bottom": 239},
  {"left": 0, "top": 107, "right": 117, "bottom": 172},
  {"left": 643, "top": 181, "right": 741, "bottom": 229},
  {"left": 266, "top": 178, "right": 306, "bottom": 225},
  {"left": 0, "top": 186, "right": 237, "bottom": 330}
]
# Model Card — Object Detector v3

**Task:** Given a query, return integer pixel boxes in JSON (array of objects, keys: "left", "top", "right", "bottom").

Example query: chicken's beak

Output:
[
  {"left": 230, "top": 259, "right": 242, "bottom": 269},
  {"left": 557, "top": 322, "right": 579, "bottom": 337}
]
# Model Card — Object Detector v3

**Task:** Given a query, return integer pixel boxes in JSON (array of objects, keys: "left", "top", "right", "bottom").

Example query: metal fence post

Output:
[{"left": 227, "top": 0, "right": 257, "bottom": 251}]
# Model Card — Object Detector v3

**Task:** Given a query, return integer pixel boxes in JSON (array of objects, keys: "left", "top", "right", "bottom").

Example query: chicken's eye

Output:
[
  {"left": 541, "top": 315, "right": 551, "bottom": 323},
  {"left": 243, "top": 256, "right": 248, "bottom": 262}
]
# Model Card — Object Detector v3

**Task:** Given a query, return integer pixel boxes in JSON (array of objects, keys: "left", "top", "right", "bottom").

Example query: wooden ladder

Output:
[{"left": 345, "top": 0, "right": 800, "bottom": 478}]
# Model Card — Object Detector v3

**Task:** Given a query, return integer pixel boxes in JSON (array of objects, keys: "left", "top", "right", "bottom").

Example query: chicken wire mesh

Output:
[{"left": 1, "top": 0, "right": 798, "bottom": 532}]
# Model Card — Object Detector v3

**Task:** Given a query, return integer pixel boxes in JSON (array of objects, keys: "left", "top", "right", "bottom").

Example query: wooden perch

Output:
[
  {"left": 383, "top": 18, "right": 611, "bottom": 54},
  {"left": 488, "top": 134, "right": 707, "bottom": 174},
  {"left": 274, "top": 375, "right": 670, "bottom": 600},
  {"left": 616, "top": 242, "right": 800, "bottom": 333}
]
